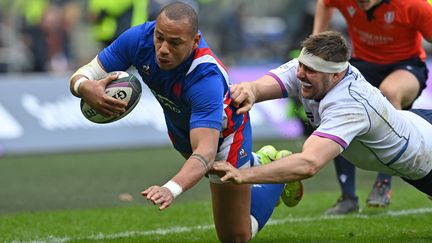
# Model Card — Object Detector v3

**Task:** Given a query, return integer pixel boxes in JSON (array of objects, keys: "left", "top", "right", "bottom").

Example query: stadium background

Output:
[
  {"left": 1, "top": 1, "right": 432, "bottom": 242},
  {"left": 1, "top": 0, "right": 432, "bottom": 156}
]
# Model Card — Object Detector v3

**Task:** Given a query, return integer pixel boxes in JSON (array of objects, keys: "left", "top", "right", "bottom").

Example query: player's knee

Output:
[
  {"left": 379, "top": 85, "right": 397, "bottom": 99},
  {"left": 379, "top": 86, "right": 402, "bottom": 108}
]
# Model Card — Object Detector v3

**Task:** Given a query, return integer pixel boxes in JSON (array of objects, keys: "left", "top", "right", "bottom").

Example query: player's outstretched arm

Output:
[
  {"left": 142, "top": 127, "right": 219, "bottom": 210},
  {"left": 231, "top": 75, "right": 285, "bottom": 115},
  {"left": 213, "top": 135, "right": 341, "bottom": 184}
]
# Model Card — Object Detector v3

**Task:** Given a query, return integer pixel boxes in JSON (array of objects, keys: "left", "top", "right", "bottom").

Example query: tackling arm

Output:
[
  {"left": 231, "top": 75, "right": 285, "bottom": 115},
  {"left": 214, "top": 135, "right": 342, "bottom": 184}
]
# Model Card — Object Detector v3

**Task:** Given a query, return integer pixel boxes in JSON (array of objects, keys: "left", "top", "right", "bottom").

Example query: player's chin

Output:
[{"left": 156, "top": 59, "right": 174, "bottom": 70}]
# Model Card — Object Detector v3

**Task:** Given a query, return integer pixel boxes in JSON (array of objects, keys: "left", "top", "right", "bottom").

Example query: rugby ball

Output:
[{"left": 80, "top": 71, "right": 142, "bottom": 124}]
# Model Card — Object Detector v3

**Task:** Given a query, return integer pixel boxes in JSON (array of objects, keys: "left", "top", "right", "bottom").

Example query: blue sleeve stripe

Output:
[{"left": 190, "top": 120, "right": 222, "bottom": 130}]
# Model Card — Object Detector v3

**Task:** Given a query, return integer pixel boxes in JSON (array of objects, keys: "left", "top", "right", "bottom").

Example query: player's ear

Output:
[
  {"left": 193, "top": 34, "right": 200, "bottom": 49},
  {"left": 332, "top": 70, "right": 344, "bottom": 81}
]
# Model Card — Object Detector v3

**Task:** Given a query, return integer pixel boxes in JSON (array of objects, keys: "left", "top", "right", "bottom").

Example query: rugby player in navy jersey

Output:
[{"left": 69, "top": 2, "right": 302, "bottom": 242}]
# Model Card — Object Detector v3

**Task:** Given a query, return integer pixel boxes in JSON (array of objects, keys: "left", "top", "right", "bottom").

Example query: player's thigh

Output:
[
  {"left": 379, "top": 70, "right": 420, "bottom": 109},
  {"left": 210, "top": 182, "right": 251, "bottom": 240}
]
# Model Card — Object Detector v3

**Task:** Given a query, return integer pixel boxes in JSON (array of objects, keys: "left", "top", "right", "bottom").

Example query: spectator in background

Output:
[
  {"left": 217, "top": 2, "right": 247, "bottom": 66},
  {"left": 313, "top": 0, "right": 432, "bottom": 214},
  {"left": 16, "top": 0, "right": 80, "bottom": 73},
  {"left": 87, "top": 0, "right": 149, "bottom": 48}
]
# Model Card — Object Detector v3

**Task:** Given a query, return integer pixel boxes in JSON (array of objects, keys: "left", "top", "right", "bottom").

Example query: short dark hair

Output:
[
  {"left": 301, "top": 31, "right": 351, "bottom": 62},
  {"left": 158, "top": 2, "right": 198, "bottom": 36}
]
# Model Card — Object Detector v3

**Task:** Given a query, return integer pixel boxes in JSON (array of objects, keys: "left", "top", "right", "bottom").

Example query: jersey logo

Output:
[
  {"left": 172, "top": 83, "right": 182, "bottom": 97},
  {"left": 150, "top": 89, "right": 181, "bottom": 113},
  {"left": 140, "top": 64, "right": 151, "bottom": 75},
  {"left": 384, "top": 11, "right": 394, "bottom": 24},
  {"left": 347, "top": 6, "right": 356, "bottom": 17},
  {"left": 239, "top": 148, "right": 247, "bottom": 159}
]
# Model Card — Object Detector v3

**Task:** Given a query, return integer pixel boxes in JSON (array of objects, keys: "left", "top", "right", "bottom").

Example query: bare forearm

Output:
[
  {"left": 171, "top": 156, "right": 212, "bottom": 192},
  {"left": 253, "top": 75, "right": 285, "bottom": 103},
  {"left": 241, "top": 153, "right": 318, "bottom": 184},
  {"left": 172, "top": 128, "right": 218, "bottom": 192}
]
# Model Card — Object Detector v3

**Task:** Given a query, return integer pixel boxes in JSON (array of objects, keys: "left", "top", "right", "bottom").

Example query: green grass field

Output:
[{"left": 1, "top": 139, "right": 431, "bottom": 242}]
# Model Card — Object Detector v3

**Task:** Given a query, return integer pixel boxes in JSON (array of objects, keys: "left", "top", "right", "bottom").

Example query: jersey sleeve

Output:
[
  {"left": 267, "top": 59, "right": 300, "bottom": 98},
  {"left": 98, "top": 25, "right": 144, "bottom": 72},
  {"left": 186, "top": 68, "right": 225, "bottom": 131},
  {"left": 410, "top": 1, "right": 432, "bottom": 39},
  {"left": 313, "top": 94, "right": 369, "bottom": 149}
]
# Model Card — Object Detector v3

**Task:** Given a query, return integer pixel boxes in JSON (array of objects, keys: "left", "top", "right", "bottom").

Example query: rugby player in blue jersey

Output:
[{"left": 69, "top": 2, "right": 302, "bottom": 242}]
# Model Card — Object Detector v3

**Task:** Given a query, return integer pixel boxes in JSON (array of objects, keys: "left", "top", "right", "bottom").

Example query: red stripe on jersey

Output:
[
  {"left": 226, "top": 114, "right": 249, "bottom": 167},
  {"left": 172, "top": 82, "right": 181, "bottom": 97},
  {"left": 194, "top": 48, "right": 228, "bottom": 72},
  {"left": 222, "top": 96, "right": 234, "bottom": 137}
]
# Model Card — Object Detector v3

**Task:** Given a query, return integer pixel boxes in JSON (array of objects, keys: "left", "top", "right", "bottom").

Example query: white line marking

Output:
[{"left": 14, "top": 207, "right": 432, "bottom": 243}]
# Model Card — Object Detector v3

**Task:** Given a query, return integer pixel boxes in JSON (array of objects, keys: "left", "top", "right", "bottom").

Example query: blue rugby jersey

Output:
[{"left": 98, "top": 21, "right": 252, "bottom": 167}]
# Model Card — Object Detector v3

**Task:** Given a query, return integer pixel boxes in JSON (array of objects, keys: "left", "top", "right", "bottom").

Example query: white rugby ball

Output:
[{"left": 80, "top": 71, "right": 142, "bottom": 124}]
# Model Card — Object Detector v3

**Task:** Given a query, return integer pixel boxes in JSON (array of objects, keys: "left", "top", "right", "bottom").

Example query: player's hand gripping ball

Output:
[{"left": 80, "top": 71, "right": 142, "bottom": 123}]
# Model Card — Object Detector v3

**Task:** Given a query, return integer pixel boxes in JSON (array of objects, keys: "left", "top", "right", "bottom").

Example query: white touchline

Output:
[{"left": 15, "top": 207, "right": 432, "bottom": 243}]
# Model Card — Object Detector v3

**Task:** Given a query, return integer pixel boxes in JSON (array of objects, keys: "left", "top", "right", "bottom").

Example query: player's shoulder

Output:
[
  {"left": 323, "top": 66, "right": 364, "bottom": 103},
  {"left": 394, "top": 0, "right": 429, "bottom": 6},
  {"left": 188, "top": 46, "right": 228, "bottom": 77},
  {"left": 123, "top": 21, "right": 155, "bottom": 39},
  {"left": 273, "top": 59, "right": 298, "bottom": 73},
  {"left": 391, "top": 0, "right": 432, "bottom": 11}
]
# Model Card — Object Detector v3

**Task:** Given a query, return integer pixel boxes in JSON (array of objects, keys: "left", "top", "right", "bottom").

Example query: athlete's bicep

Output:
[
  {"left": 316, "top": 94, "right": 370, "bottom": 148},
  {"left": 302, "top": 134, "right": 342, "bottom": 169},
  {"left": 252, "top": 75, "right": 286, "bottom": 102},
  {"left": 187, "top": 74, "right": 225, "bottom": 130},
  {"left": 267, "top": 59, "right": 302, "bottom": 99}
]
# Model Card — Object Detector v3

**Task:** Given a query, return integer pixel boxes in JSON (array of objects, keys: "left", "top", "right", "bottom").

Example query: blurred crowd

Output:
[
  {"left": 0, "top": 0, "right": 322, "bottom": 74},
  {"left": 0, "top": 0, "right": 429, "bottom": 74}
]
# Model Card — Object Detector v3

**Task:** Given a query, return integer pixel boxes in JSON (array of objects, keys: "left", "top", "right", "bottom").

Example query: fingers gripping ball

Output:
[{"left": 80, "top": 71, "right": 142, "bottom": 123}]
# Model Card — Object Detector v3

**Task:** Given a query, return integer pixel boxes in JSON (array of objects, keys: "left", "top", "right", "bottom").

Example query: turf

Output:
[{"left": 1, "top": 139, "right": 431, "bottom": 242}]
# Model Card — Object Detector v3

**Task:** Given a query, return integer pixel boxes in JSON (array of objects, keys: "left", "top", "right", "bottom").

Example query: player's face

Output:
[
  {"left": 154, "top": 13, "right": 200, "bottom": 70},
  {"left": 296, "top": 62, "right": 335, "bottom": 100},
  {"left": 355, "top": 0, "right": 381, "bottom": 10}
]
